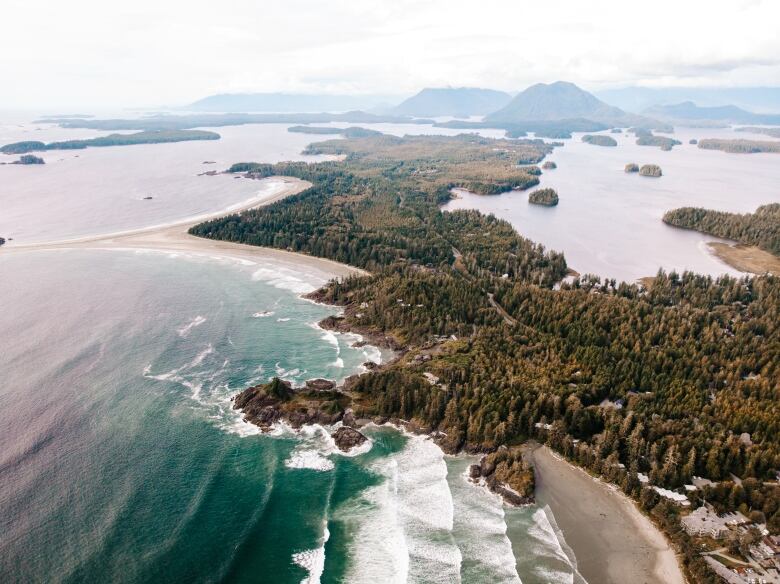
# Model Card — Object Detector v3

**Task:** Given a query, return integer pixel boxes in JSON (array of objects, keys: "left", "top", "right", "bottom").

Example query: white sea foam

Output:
[
  {"left": 251, "top": 266, "right": 316, "bottom": 295},
  {"left": 277, "top": 317, "right": 291, "bottom": 322},
  {"left": 518, "top": 505, "right": 585, "bottom": 584},
  {"left": 285, "top": 448, "right": 335, "bottom": 472},
  {"left": 177, "top": 315, "right": 206, "bottom": 337},
  {"left": 343, "top": 434, "right": 461, "bottom": 583},
  {"left": 448, "top": 458, "right": 522, "bottom": 583},
  {"left": 252, "top": 310, "right": 274, "bottom": 318},
  {"left": 292, "top": 525, "right": 330, "bottom": 584}
]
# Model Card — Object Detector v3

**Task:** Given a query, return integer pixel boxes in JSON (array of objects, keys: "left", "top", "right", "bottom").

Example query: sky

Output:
[{"left": 1, "top": 0, "right": 779, "bottom": 109}]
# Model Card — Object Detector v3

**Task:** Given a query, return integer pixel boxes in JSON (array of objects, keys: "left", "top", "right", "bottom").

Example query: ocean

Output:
[{"left": 0, "top": 115, "right": 587, "bottom": 583}]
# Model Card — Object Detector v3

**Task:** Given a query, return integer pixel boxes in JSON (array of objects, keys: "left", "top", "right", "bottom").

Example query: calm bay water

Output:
[
  {"left": 1, "top": 117, "right": 585, "bottom": 583},
  {"left": 443, "top": 127, "right": 780, "bottom": 282}
]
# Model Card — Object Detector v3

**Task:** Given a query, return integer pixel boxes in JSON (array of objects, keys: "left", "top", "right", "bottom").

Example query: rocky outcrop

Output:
[
  {"left": 468, "top": 448, "right": 535, "bottom": 506},
  {"left": 542, "top": 161, "right": 557, "bottom": 170},
  {"left": 233, "top": 377, "right": 345, "bottom": 430},
  {"left": 332, "top": 426, "right": 367, "bottom": 451},
  {"left": 305, "top": 378, "right": 336, "bottom": 391},
  {"left": 625, "top": 163, "right": 639, "bottom": 173}
]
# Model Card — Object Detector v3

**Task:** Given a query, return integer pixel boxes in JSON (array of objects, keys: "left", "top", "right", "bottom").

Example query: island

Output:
[
  {"left": 689, "top": 139, "right": 698, "bottom": 145},
  {"left": 542, "top": 160, "right": 557, "bottom": 169},
  {"left": 633, "top": 129, "right": 682, "bottom": 150},
  {"left": 0, "top": 237, "right": 5, "bottom": 246},
  {"left": 190, "top": 132, "right": 777, "bottom": 584},
  {"left": 528, "top": 188, "right": 559, "bottom": 206},
  {"left": 288, "top": 125, "right": 382, "bottom": 138},
  {"left": 736, "top": 126, "right": 780, "bottom": 138},
  {"left": 582, "top": 134, "right": 618, "bottom": 147},
  {"left": 625, "top": 162, "right": 639, "bottom": 172},
  {"left": 663, "top": 203, "right": 780, "bottom": 273},
  {"left": 639, "top": 164, "right": 662, "bottom": 177},
  {"left": 16, "top": 154, "right": 45, "bottom": 165},
  {"left": 697, "top": 139, "right": 780, "bottom": 154},
  {"left": 0, "top": 130, "right": 221, "bottom": 154}
]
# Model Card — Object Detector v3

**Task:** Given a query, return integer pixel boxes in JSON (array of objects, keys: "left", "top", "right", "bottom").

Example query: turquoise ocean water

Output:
[{"left": 0, "top": 249, "right": 581, "bottom": 583}]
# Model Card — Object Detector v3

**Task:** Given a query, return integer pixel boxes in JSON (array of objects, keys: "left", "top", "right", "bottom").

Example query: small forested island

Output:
[
  {"left": 625, "top": 162, "right": 639, "bottom": 172},
  {"left": 582, "top": 134, "right": 617, "bottom": 147},
  {"left": 697, "top": 138, "right": 780, "bottom": 154},
  {"left": 12, "top": 154, "right": 45, "bottom": 165},
  {"left": 633, "top": 129, "right": 682, "bottom": 150},
  {"left": 542, "top": 160, "right": 557, "bottom": 169},
  {"left": 528, "top": 188, "right": 559, "bottom": 206},
  {"left": 639, "top": 164, "right": 662, "bottom": 177},
  {"left": 287, "top": 126, "right": 383, "bottom": 138},
  {"left": 0, "top": 130, "right": 221, "bottom": 154},
  {"left": 193, "top": 132, "right": 779, "bottom": 584}
]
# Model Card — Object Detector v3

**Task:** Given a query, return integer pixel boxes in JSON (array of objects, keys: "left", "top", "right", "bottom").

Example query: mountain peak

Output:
[
  {"left": 391, "top": 87, "right": 512, "bottom": 117},
  {"left": 485, "top": 81, "right": 661, "bottom": 129}
]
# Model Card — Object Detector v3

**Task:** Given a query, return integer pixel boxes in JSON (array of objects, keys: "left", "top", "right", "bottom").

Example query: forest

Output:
[
  {"left": 0, "top": 130, "right": 220, "bottom": 154},
  {"left": 698, "top": 138, "right": 780, "bottom": 154},
  {"left": 633, "top": 129, "right": 682, "bottom": 150},
  {"left": 664, "top": 203, "right": 780, "bottom": 256},
  {"left": 192, "top": 132, "right": 779, "bottom": 584},
  {"left": 582, "top": 134, "right": 617, "bottom": 147}
]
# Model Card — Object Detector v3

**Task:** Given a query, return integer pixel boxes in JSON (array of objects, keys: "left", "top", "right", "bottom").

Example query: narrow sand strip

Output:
[
  {"left": 2, "top": 177, "right": 366, "bottom": 280},
  {"left": 530, "top": 444, "right": 686, "bottom": 584}
]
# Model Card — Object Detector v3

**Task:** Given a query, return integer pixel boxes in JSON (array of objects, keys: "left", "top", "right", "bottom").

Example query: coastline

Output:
[
  {"left": 1, "top": 176, "right": 367, "bottom": 281},
  {"left": 6, "top": 168, "right": 691, "bottom": 581},
  {"left": 529, "top": 444, "right": 686, "bottom": 584},
  {"left": 707, "top": 241, "right": 780, "bottom": 275}
]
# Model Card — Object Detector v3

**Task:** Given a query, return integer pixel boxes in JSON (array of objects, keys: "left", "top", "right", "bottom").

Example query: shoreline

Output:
[
  {"left": 1, "top": 176, "right": 367, "bottom": 281},
  {"left": 529, "top": 444, "right": 686, "bottom": 584},
  {"left": 707, "top": 241, "right": 780, "bottom": 275}
]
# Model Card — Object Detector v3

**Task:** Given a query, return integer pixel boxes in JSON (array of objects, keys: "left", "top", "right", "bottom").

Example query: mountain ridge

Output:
[
  {"left": 390, "top": 87, "right": 513, "bottom": 117},
  {"left": 486, "top": 81, "right": 664, "bottom": 129}
]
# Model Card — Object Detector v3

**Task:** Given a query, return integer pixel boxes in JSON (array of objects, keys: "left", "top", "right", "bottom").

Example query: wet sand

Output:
[
  {"left": 2, "top": 176, "right": 367, "bottom": 281},
  {"left": 529, "top": 445, "right": 686, "bottom": 584},
  {"left": 708, "top": 242, "right": 780, "bottom": 275}
]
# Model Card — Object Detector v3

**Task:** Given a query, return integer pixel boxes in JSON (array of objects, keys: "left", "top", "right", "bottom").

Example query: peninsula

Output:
[
  {"left": 190, "top": 132, "right": 778, "bottom": 584},
  {"left": 0, "top": 130, "right": 220, "bottom": 154}
]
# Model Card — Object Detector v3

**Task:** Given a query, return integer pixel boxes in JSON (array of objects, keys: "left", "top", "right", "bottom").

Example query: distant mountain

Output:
[
  {"left": 485, "top": 81, "right": 662, "bottom": 129},
  {"left": 391, "top": 88, "right": 513, "bottom": 117},
  {"left": 597, "top": 87, "right": 780, "bottom": 114},
  {"left": 187, "top": 93, "right": 401, "bottom": 113},
  {"left": 644, "top": 101, "right": 780, "bottom": 125}
]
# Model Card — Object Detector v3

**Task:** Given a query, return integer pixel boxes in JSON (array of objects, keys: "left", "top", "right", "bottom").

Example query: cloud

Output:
[{"left": 1, "top": 0, "right": 778, "bottom": 108}]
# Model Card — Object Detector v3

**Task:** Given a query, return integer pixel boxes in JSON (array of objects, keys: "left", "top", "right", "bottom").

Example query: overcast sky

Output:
[{"left": 2, "top": 0, "right": 779, "bottom": 108}]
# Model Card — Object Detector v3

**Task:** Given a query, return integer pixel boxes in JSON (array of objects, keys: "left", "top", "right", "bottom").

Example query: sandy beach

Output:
[
  {"left": 529, "top": 444, "right": 686, "bottom": 584},
  {"left": 2, "top": 176, "right": 366, "bottom": 281}
]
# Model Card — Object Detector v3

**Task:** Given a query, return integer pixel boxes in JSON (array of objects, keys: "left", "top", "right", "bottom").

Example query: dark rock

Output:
[
  {"left": 342, "top": 408, "right": 357, "bottom": 428},
  {"left": 363, "top": 361, "right": 379, "bottom": 371},
  {"left": 332, "top": 426, "right": 367, "bottom": 452},
  {"left": 469, "top": 464, "right": 482, "bottom": 480},
  {"left": 305, "top": 378, "right": 336, "bottom": 391}
]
